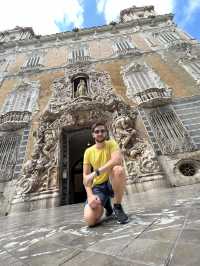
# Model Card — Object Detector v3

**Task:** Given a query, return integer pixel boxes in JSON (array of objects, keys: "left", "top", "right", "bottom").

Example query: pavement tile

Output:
[
  {"left": 169, "top": 241, "right": 200, "bottom": 266},
  {"left": 1, "top": 184, "right": 200, "bottom": 265},
  {"left": 61, "top": 250, "right": 151, "bottom": 266}
]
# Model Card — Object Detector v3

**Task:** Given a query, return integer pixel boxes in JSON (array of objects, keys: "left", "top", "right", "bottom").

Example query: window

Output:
[
  {"left": 147, "top": 30, "right": 181, "bottom": 48},
  {"left": 1, "top": 85, "right": 38, "bottom": 114},
  {"left": 184, "top": 60, "right": 200, "bottom": 81},
  {"left": 125, "top": 63, "right": 159, "bottom": 95},
  {"left": 68, "top": 46, "right": 90, "bottom": 64},
  {"left": 0, "top": 134, "right": 20, "bottom": 180},
  {"left": 149, "top": 108, "right": 193, "bottom": 154},
  {"left": 25, "top": 56, "right": 40, "bottom": 68},
  {"left": 113, "top": 39, "right": 133, "bottom": 53}
]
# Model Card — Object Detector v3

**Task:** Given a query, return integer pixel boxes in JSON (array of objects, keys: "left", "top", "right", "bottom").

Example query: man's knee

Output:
[
  {"left": 112, "top": 165, "right": 125, "bottom": 177},
  {"left": 84, "top": 214, "right": 98, "bottom": 227},
  {"left": 84, "top": 205, "right": 103, "bottom": 226}
]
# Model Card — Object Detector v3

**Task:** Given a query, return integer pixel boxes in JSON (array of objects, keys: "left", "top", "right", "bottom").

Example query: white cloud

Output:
[
  {"left": 0, "top": 0, "right": 84, "bottom": 35},
  {"left": 96, "top": 0, "right": 174, "bottom": 23}
]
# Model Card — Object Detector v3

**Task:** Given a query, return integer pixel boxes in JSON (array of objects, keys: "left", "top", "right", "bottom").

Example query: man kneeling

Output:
[{"left": 83, "top": 121, "right": 128, "bottom": 226}]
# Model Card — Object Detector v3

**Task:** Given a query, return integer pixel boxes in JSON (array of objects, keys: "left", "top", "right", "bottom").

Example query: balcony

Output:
[
  {"left": 68, "top": 56, "right": 91, "bottom": 65},
  {"left": 20, "top": 64, "right": 43, "bottom": 73},
  {"left": 114, "top": 47, "right": 141, "bottom": 57},
  {"left": 0, "top": 111, "right": 31, "bottom": 131},
  {"left": 134, "top": 87, "right": 172, "bottom": 108}
]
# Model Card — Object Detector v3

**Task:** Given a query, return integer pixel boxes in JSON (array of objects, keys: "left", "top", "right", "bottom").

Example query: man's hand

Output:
[
  {"left": 84, "top": 172, "right": 96, "bottom": 186},
  {"left": 88, "top": 194, "right": 101, "bottom": 209}
]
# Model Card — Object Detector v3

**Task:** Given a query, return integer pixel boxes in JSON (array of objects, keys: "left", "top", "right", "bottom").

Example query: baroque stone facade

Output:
[{"left": 0, "top": 5, "right": 200, "bottom": 214}]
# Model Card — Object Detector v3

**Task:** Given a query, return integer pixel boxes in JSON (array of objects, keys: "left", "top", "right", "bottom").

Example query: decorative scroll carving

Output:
[{"left": 112, "top": 113, "right": 161, "bottom": 184}]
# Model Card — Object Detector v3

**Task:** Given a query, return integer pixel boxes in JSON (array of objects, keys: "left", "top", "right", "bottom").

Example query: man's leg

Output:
[
  {"left": 84, "top": 203, "right": 104, "bottom": 226},
  {"left": 110, "top": 165, "right": 126, "bottom": 204},
  {"left": 110, "top": 165, "right": 128, "bottom": 224}
]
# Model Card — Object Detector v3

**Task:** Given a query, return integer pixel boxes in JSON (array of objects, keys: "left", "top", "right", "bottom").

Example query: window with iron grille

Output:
[
  {"left": 0, "top": 134, "right": 20, "bottom": 181},
  {"left": 25, "top": 56, "right": 40, "bottom": 68},
  {"left": 149, "top": 108, "right": 193, "bottom": 154}
]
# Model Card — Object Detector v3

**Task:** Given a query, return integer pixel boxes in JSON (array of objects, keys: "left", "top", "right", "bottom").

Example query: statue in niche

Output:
[
  {"left": 113, "top": 115, "right": 144, "bottom": 159},
  {"left": 75, "top": 79, "right": 87, "bottom": 97}
]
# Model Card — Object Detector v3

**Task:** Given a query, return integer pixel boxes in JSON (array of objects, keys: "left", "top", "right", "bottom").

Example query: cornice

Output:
[{"left": 0, "top": 13, "right": 174, "bottom": 51}]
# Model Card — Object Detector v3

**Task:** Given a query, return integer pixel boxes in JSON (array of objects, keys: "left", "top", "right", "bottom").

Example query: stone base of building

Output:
[
  {"left": 10, "top": 190, "right": 60, "bottom": 214},
  {"left": 125, "top": 174, "right": 169, "bottom": 195}
]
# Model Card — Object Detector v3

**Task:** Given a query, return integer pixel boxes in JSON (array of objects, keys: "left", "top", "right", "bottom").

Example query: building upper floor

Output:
[{"left": 0, "top": 5, "right": 198, "bottom": 75}]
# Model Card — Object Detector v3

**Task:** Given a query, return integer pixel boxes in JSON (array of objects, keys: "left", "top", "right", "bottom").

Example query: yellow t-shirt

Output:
[{"left": 83, "top": 139, "right": 119, "bottom": 186}]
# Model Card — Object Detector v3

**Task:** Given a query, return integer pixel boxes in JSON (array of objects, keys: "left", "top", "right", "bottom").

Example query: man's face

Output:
[{"left": 93, "top": 125, "right": 107, "bottom": 143}]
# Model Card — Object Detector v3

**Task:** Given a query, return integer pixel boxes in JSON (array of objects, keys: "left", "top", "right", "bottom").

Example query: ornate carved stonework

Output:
[
  {"left": 134, "top": 87, "right": 172, "bottom": 107},
  {"left": 0, "top": 111, "right": 31, "bottom": 131},
  {"left": 120, "top": 5, "right": 156, "bottom": 22},
  {"left": 16, "top": 63, "right": 161, "bottom": 198},
  {"left": 112, "top": 113, "right": 161, "bottom": 184}
]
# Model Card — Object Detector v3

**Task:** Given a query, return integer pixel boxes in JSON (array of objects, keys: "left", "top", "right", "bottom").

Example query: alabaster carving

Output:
[{"left": 112, "top": 114, "right": 161, "bottom": 183}]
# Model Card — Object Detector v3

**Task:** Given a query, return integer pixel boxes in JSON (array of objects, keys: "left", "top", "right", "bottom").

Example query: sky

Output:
[{"left": 0, "top": 0, "right": 199, "bottom": 40}]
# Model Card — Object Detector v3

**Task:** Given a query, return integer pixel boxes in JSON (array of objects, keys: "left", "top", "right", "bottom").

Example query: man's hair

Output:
[{"left": 91, "top": 121, "right": 107, "bottom": 132}]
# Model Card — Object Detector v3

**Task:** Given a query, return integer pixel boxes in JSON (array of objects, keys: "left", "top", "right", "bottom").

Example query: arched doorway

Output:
[{"left": 60, "top": 128, "right": 94, "bottom": 205}]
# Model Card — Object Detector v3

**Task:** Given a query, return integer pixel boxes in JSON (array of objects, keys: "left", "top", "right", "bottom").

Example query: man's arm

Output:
[
  {"left": 83, "top": 163, "right": 94, "bottom": 195},
  {"left": 83, "top": 163, "right": 101, "bottom": 208},
  {"left": 83, "top": 150, "right": 123, "bottom": 186},
  {"left": 98, "top": 150, "right": 123, "bottom": 174}
]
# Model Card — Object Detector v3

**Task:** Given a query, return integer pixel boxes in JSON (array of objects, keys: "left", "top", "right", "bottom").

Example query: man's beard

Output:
[{"left": 95, "top": 137, "right": 106, "bottom": 143}]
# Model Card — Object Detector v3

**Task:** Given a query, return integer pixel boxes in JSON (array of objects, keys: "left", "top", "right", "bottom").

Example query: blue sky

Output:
[
  {"left": 0, "top": 0, "right": 199, "bottom": 40},
  {"left": 55, "top": 0, "right": 200, "bottom": 40}
]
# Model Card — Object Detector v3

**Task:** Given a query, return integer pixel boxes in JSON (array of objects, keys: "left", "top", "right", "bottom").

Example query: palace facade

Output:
[{"left": 0, "top": 5, "right": 200, "bottom": 215}]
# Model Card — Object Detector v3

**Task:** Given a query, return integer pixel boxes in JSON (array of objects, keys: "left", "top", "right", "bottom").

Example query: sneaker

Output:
[
  {"left": 113, "top": 204, "right": 129, "bottom": 224},
  {"left": 104, "top": 198, "right": 113, "bottom": 217}
]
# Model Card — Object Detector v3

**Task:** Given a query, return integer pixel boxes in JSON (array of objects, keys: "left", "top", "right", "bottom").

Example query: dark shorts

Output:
[{"left": 92, "top": 181, "right": 114, "bottom": 207}]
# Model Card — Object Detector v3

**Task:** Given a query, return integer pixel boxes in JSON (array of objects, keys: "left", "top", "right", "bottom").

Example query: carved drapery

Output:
[{"left": 16, "top": 63, "right": 161, "bottom": 196}]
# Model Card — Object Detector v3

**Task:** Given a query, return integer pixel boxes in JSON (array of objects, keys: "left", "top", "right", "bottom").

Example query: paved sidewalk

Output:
[{"left": 1, "top": 184, "right": 200, "bottom": 266}]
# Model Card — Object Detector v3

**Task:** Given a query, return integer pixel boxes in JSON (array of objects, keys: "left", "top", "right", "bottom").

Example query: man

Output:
[{"left": 83, "top": 121, "right": 128, "bottom": 226}]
